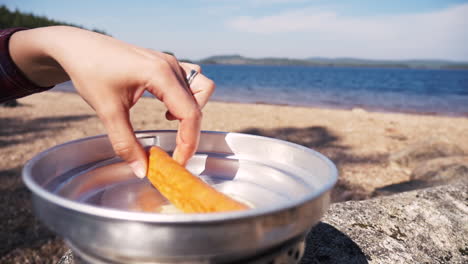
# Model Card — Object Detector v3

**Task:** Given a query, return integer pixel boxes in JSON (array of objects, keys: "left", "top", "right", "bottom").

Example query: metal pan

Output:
[{"left": 22, "top": 131, "right": 337, "bottom": 263}]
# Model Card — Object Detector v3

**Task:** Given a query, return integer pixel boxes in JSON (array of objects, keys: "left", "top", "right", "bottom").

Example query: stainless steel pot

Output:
[{"left": 22, "top": 131, "right": 337, "bottom": 263}]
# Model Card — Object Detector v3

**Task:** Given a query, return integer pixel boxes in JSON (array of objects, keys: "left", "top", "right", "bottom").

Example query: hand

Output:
[{"left": 9, "top": 26, "right": 215, "bottom": 177}]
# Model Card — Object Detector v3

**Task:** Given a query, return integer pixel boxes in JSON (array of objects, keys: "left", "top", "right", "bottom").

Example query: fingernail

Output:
[{"left": 129, "top": 161, "right": 146, "bottom": 179}]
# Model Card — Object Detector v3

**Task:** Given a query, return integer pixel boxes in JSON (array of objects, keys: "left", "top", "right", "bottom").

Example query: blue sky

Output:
[{"left": 2, "top": 0, "right": 468, "bottom": 61}]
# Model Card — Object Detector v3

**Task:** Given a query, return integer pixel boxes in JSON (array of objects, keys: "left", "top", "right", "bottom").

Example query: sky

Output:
[{"left": 2, "top": 0, "right": 468, "bottom": 61}]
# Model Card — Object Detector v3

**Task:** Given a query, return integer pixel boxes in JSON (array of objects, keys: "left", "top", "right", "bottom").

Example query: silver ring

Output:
[{"left": 186, "top": 69, "right": 198, "bottom": 85}]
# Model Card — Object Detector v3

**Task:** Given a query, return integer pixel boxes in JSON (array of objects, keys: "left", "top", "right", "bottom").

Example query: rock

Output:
[
  {"left": 304, "top": 184, "right": 468, "bottom": 263},
  {"left": 389, "top": 139, "right": 465, "bottom": 168}
]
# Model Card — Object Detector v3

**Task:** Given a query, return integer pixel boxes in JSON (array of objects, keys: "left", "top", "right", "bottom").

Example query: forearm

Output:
[{"left": 9, "top": 27, "right": 70, "bottom": 87}]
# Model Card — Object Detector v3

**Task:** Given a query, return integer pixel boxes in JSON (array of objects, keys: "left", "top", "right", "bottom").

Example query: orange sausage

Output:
[{"left": 146, "top": 146, "right": 248, "bottom": 213}]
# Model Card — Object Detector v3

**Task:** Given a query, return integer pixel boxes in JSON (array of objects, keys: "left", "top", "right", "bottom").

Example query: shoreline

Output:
[{"left": 213, "top": 98, "right": 468, "bottom": 118}]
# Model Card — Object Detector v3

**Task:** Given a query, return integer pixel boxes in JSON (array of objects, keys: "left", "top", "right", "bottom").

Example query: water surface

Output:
[{"left": 55, "top": 65, "right": 468, "bottom": 116}]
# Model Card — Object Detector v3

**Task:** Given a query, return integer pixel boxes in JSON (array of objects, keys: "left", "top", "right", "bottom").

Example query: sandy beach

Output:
[{"left": 1, "top": 91, "right": 468, "bottom": 263}]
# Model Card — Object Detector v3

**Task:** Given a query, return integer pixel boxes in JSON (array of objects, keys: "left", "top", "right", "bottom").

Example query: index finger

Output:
[
  {"left": 173, "top": 110, "right": 201, "bottom": 165},
  {"left": 146, "top": 60, "right": 201, "bottom": 165}
]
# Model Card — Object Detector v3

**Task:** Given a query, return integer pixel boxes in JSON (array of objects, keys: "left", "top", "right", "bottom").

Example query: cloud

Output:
[{"left": 226, "top": 4, "right": 468, "bottom": 60}]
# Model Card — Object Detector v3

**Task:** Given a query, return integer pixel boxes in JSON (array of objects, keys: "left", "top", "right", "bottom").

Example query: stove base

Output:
[{"left": 60, "top": 237, "right": 305, "bottom": 264}]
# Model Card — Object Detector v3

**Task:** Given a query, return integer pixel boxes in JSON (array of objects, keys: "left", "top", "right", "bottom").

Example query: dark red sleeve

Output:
[{"left": 0, "top": 28, "right": 54, "bottom": 103}]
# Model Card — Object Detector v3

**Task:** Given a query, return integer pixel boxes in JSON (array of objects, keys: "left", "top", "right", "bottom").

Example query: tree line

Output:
[
  {"left": 0, "top": 5, "right": 107, "bottom": 35},
  {"left": 0, "top": 5, "right": 108, "bottom": 107}
]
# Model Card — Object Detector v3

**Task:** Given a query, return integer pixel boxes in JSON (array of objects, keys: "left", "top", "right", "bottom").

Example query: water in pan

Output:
[
  {"left": 53, "top": 154, "right": 310, "bottom": 213},
  {"left": 82, "top": 178, "right": 255, "bottom": 213}
]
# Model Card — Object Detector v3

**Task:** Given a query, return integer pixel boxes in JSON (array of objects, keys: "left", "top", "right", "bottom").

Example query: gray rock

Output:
[
  {"left": 389, "top": 140, "right": 465, "bottom": 168},
  {"left": 304, "top": 184, "right": 468, "bottom": 264}
]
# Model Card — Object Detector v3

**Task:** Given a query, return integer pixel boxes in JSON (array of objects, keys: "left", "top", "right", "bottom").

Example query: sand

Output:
[{"left": 1, "top": 91, "right": 467, "bottom": 262}]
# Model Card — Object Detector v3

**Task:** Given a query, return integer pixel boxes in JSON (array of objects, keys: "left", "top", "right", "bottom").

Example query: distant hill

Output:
[
  {"left": 199, "top": 55, "right": 468, "bottom": 70},
  {"left": 306, "top": 57, "right": 468, "bottom": 69},
  {"left": 199, "top": 55, "right": 314, "bottom": 66},
  {"left": 0, "top": 5, "right": 107, "bottom": 35}
]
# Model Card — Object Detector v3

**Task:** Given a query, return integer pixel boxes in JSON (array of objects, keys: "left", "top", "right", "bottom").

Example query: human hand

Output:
[{"left": 9, "top": 26, "right": 215, "bottom": 178}]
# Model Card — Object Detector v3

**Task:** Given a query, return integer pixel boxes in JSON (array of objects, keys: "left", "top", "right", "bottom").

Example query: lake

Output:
[{"left": 55, "top": 65, "right": 468, "bottom": 116}]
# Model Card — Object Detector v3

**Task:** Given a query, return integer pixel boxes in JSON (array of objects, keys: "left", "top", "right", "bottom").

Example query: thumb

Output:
[{"left": 99, "top": 107, "right": 148, "bottom": 179}]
